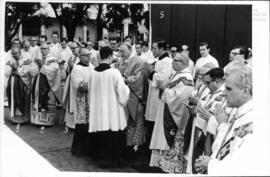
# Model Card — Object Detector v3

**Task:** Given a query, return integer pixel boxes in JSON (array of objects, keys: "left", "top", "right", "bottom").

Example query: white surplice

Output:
[
  {"left": 145, "top": 54, "right": 173, "bottom": 122},
  {"left": 70, "top": 63, "right": 94, "bottom": 125},
  {"left": 88, "top": 67, "right": 130, "bottom": 132},
  {"left": 193, "top": 54, "right": 219, "bottom": 78}
]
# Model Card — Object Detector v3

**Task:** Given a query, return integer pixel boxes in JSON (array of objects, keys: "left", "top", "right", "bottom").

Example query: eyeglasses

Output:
[
  {"left": 80, "top": 53, "right": 91, "bottom": 57},
  {"left": 230, "top": 52, "right": 241, "bottom": 56},
  {"left": 204, "top": 79, "right": 214, "bottom": 85},
  {"left": 173, "top": 59, "right": 182, "bottom": 62}
]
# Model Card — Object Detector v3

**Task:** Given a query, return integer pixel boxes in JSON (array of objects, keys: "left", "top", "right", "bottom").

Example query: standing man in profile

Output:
[
  {"left": 115, "top": 43, "right": 146, "bottom": 151},
  {"left": 145, "top": 41, "right": 173, "bottom": 145},
  {"left": 193, "top": 42, "right": 219, "bottom": 78}
]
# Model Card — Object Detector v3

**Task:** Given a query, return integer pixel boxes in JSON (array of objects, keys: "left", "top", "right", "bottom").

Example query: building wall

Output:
[
  {"left": 151, "top": 4, "right": 252, "bottom": 67},
  {"left": 21, "top": 19, "right": 97, "bottom": 43}
]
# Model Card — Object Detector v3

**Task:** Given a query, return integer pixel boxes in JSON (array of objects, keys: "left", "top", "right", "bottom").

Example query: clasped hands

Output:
[
  {"left": 78, "top": 82, "right": 88, "bottom": 92},
  {"left": 197, "top": 103, "right": 229, "bottom": 125},
  {"left": 156, "top": 79, "right": 167, "bottom": 90},
  {"left": 194, "top": 155, "right": 212, "bottom": 173}
]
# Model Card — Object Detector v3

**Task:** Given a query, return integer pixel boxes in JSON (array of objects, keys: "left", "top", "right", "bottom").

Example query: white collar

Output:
[{"left": 235, "top": 100, "right": 253, "bottom": 119}]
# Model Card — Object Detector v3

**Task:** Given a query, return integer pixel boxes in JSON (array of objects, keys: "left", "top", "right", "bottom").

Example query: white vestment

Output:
[
  {"left": 88, "top": 67, "right": 130, "bottom": 132},
  {"left": 145, "top": 54, "right": 173, "bottom": 122},
  {"left": 193, "top": 54, "right": 219, "bottom": 77}
]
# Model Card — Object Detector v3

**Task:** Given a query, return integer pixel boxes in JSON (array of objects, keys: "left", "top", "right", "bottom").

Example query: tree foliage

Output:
[
  {"left": 51, "top": 3, "right": 149, "bottom": 41},
  {"left": 50, "top": 3, "right": 92, "bottom": 41},
  {"left": 5, "top": 2, "right": 40, "bottom": 50}
]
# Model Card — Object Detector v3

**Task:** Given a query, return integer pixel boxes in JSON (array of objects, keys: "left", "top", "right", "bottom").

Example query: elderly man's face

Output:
[
  {"left": 11, "top": 48, "right": 21, "bottom": 60},
  {"left": 223, "top": 73, "right": 244, "bottom": 107},
  {"left": 41, "top": 46, "right": 49, "bottom": 56},
  {"left": 79, "top": 49, "right": 91, "bottom": 64},
  {"left": 172, "top": 55, "right": 185, "bottom": 72},
  {"left": 119, "top": 45, "right": 131, "bottom": 60},
  {"left": 24, "top": 44, "right": 30, "bottom": 51}
]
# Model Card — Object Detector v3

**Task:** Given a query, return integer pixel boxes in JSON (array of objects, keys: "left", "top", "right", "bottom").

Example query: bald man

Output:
[
  {"left": 6, "top": 46, "right": 39, "bottom": 125},
  {"left": 31, "top": 43, "right": 62, "bottom": 126},
  {"left": 22, "top": 40, "right": 33, "bottom": 61},
  {"left": 70, "top": 48, "right": 94, "bottom": 155},
  {"left": 149, "top": 53, "right": 194, "bottom": 173},
  {"left": 115, "top": 43, "right": 146, "bottom": 149}
]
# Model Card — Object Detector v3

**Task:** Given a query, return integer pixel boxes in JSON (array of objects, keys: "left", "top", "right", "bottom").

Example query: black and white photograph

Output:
[{"left": 1, "top": 1, "right": 270, "bottom": 177}]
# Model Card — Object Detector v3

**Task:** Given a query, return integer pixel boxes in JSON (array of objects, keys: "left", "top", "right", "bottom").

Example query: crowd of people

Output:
[{"left": 4, "top": 30, "right": 256, "bottom": 174}]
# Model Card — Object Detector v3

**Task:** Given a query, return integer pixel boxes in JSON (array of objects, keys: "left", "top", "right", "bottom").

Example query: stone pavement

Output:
[{"left": 3, "top": 107, "right": 163, "bottom": 174}]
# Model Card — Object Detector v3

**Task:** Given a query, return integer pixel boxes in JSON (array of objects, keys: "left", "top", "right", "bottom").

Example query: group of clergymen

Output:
[{"left": 5, "top": 31, "right": 256, "bottom": 174}]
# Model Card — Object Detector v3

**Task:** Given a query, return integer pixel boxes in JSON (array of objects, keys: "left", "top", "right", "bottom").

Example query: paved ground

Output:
[{"left": 3, "top": 107, "right": 163, "bottom": 173}]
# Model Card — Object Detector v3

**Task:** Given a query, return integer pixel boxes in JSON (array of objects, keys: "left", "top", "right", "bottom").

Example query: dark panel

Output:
[
  {"left": 196, "top": 5, "right": 226, "bottom": 66},
  {"left": 151, "top": 4, "right": 172, "bottom": 44},
  {"left": 171, "top": 5, "right": 197, "bottom": 61},
  {"left": 22, "top": 17, "right": 41, "bottom": 36},
  {"left": 223, "top": 5, "right": 252, "bottom": 67}
]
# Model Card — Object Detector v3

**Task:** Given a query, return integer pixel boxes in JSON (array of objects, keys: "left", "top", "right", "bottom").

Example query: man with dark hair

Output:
[
  {"left": 87, "top": 46, "right": 130, "bottom": 167},
  {"left": 224, "top": 45, "right": 251, "bottom": 73},
  {"left": 124, "top": 35, "right": 136, "bottom": 57},
  {"left": 193, "top": 42, "right": 219, "bottom": 78},
  {"left": 170, "top": 44, "right": 178, "bottom": 58},
  {"left": 99, "top": 45, "right": 113, "bottom": 59},
  {"left": 229, "top": 46, "right": 249, "bottom": 62},
  {"left": 110, "top": 39, "right": 118, "bottom": 51},
  {"left": 38, "top": 35, "right": 47, "bottom": 46},
  {"left": 62, "top": 42, "right": 81, "bottom": 131},
  {"left": 145, "top": 40, "right": 173, "bottom": 140},
  {"left": 58, "top": 38, "right": 73, "bottom": 69},
  {"left": 29, "top": 37, "right": 39, "bottom": 59},
  {"left": 186, "top": 67, "right": 226, "bottom": 173},
  {"left": 50, "top": 31, "right": 61, "bottom": 58}
]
